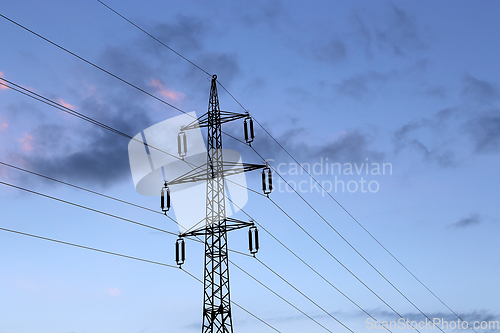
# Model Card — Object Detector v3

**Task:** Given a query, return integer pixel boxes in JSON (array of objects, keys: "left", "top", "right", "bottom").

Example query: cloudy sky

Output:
[{"left": 1, "top": 1, "right": 499, "bottom": 332}]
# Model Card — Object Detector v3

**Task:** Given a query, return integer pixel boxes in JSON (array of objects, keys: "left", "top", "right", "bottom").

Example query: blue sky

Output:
[{"left": 1, "top": 1, "right": 500, "bottom": 332}]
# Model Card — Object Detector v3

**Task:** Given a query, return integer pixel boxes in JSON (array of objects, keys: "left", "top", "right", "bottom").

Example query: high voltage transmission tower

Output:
[{"left": 160, "top": 75, "right": 273, "bottom": 332}]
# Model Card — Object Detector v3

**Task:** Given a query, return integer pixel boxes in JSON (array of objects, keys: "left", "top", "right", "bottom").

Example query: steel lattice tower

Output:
[
  {"left": 162, "top": 74, "right": 271, "bottom": 333},
  {"left": 203, "top": 75, "right": 233, "bottom": 332}
]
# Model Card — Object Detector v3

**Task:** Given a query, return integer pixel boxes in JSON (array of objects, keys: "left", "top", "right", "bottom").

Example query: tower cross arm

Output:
[
  {"left": 168, "top": 162, "right": 266, "bottom": 186},
  {"left": 181, "top": 110, "right": 248, "bottom": 131},
  {"left": 181, "top": 218, "right": 254, "bottom": 237}
]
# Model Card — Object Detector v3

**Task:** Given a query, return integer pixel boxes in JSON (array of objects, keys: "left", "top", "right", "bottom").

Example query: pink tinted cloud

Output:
[
  {"left": 0, "top": 117, "right": 8, "bottom": 131},
  {"left": 19, "top": 133, "right": 34, "bottom": 151},
  {"left": 150, "top": 79, "right": 186, "bottom": 102},
  {"left": 0, "top": 72, "right": 8, "bottom": 90},
  {"left": 108, "top": 288, "right": 120, "bottom": 297},
  {"left": 58, "top": 98, "right": 77, "bottom": 109}
]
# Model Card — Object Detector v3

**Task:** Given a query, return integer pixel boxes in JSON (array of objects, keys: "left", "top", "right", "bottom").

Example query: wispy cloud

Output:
[
  {"left": 334, "top": 70, "right": 399, "bottom": 100},
  {"left": 0, "top": 72, "right": 9, "bottom": 90},
  {"left": 150, "top": 79, "right": 186, "bottom": 102},
  {"left": 352, "top": 5, "right": 427, "bottom": 59},
  {"left": 393, "top": 108, "right": 461, "bottom": 167},
  {"left": 19, "top": 133, "right": 34, "bottom": 151},
  {"left": 150, "top": 15, "right": 206, "bottom": 53},
  {"left": 461, "top": 75, "right": 500, "bottom": 105},
  {"left": 465, "top": 111, "right": 500, "bottom": 153},
  {"left": 57, "top": 98, "right": 77, "bottom": 110},
  {"left": 108, "top": 287, "right": 120, "bottom": 297},
  {"left": 237, "top": 0, "right": 285, "bottom": 28},
  {"left": 0, "top": 116, "right": 8, "bottom": 131},
  {"left": 449, "top": 213, "right": 483, "bottom": 229}
]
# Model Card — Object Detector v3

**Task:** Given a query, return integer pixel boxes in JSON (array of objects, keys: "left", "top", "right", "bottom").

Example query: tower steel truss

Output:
[{"left": 162, "top": 74, "right": 272, "bottom": 333}]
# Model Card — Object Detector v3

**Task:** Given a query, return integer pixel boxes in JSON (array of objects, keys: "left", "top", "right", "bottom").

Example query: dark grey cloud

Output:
[
  {"left": 352, "top": 5, "right": 426, "bottom": 59},
  {"left": 465, "top": 111, "right": 500, "bottom": 153},
  {"left": 98, "top": 46, "right": 155, "bottom": 85},
  {"left": 266, "top": 307, "right": 498, "bottom": 328},
  {"left": 237, "top": 0, "right": 284, "bottom": 28},
  {"left": 314, "top": 130, "right": 384, "bottom": 163},
  {"left": 195, "top": 52, "right": 240, "bottom": 84},
  {"left": 367, "top": 308, "right": 498, "bottom": 325},
  {"left": 10, "top": 13, "right": 242, "bottom": 189},
  {"left": 461, "top": 75, "right": 500, "bottom": 105},
  {"left": 11, "top": 92, "right": 153, "bottom": 189},
  {"left": 236, "top": 122, "right": 384, "bottom": 167},
  {"left": 421, "top": 86, "right": 447, "bottom": 99},
  {"left": 334, "top": 70, "right": 399, "bottom": 100},
  {"left": 375, "top": 5, "right": 425, "bottom": 57},
  {"left": 393, "top": 108, "right": 461, "bottom": 167},
  {"left": 149, "top": 15, "right": 206, "bottom": 53},
  {"left": 309, "top": 38, "right": 348, "bottom": 65},
  {"left": 449, "top": 213, "right": 483, "bottom": 229},
  {"left": 352, "top": 13, "right": 373, "bottom": 59}
]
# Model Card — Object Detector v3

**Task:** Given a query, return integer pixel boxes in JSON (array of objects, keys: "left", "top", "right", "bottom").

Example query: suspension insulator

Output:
[
  {"left": 248, "top": 225, "right": 259, "bottom": 255},
  {"left": 161, "top": 182, "right": 171, "bottom": 214},
  {"left": 262, "top": 166, "right": 273, "bottom": 196},
  {"left": 244, "top": 116, "right": 255, "bottom": 145},
  {"left": 177, "top": 131, "right": 187, "bottom": 158},
  {"left": 175, "top": 237, "right": 185, "bottom": 267}
]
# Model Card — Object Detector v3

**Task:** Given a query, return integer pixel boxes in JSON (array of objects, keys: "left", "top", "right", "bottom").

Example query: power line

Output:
[
  {"left": 0, "top": 13, "right": 188, "bottom": 116},
  {"left": 0, "top": 170, "right": 330, "bottom": 330},
  {"left": 96, "top": 0, "right": 211, "bottom": 77},
  {"left": 0, "top": 10, "right": 467, "bottom": 332},
  {"left": 226, "top": 88, "right": 475, "bottom": 333},
  {"left": 0, "top": 78, "right": 199, "bottom": 172},
  {"left": 228, "top": 139, "right": 423, "bottom": 328},
  {"left": 250, "top": 143, "right": 444, "bottom": 333},
  {"left": 0, "top": 226, "right": 179, "bottom": 268},
  {"left": 0, "top": 226, "right": 281, "bottom": 333},
  {"left": 229, "top": 260, "right": 335, "bottom": 333},
  {"left": 46, "top": 7, "right": 480, "bottom": 329},
  {"left": 0, "top": 162, "right": 254, "bottom": 258},
  {"left": 0, "top": 18, "right": 330, "bottom": 329},
  {"left": 226, "top": 195, "right": 395, "bottom": 333},
  {"left": 0, "top": 160, "right": 162, "bottom": 216},
  {"left": 0, "top": 179, "right": 180, "bottom": 238},
  {"left": 1, "top": 6, "right": 428, "bottom": 325},
  {"left": 0, "top": 14, "right": 243, "bottom": 159}
]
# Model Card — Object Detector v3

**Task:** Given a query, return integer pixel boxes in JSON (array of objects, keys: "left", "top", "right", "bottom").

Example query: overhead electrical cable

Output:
[
  {"left": 0, "top": 174, "right": 331, "bottom": 330},
  {"left": 225, "top": 195, "right": 395, "bottom": 333},
  {"left": 0, "top": 160, "right": 162, "bottom": 216},
  {"left": 0, "top": 180, "right": 180, "bottom": 237},
  {"left": 220, "top": 68, "right": 476, "bottom": 333},
  {"left": 1, "top": 11, "right": 382, "bottom": 331},
  {"left": 0, "top": 226, "right": 281, "bottom": 333},
  {"left": 243, "top": 144, "right": 441, "bottom": 333},
  {"left": 0, "top": 78, "right": 199, "bottom": 172},
  {"left": 93, "top": 4, "right": 480, "bottom": 328},
  {"left": 0, "top": 10, "right": 467, "bottom": 332},
  {"left": 0, "top": 162, "right": 253, "bottom": 258},
  {"left": 0, "top": 14, "right": 242, "bottom": 154},
  {"left": 229, "top": 260, "right": 337, "bottom": 333},
  {"left": 96, "top": 0, "right": 211, "bottom": 76},
  {"left": 83, "top": 9, "right": 485, "bottom": 327},
  {"left": 0, "top": 18, "right": 421, "bottom": 331}
]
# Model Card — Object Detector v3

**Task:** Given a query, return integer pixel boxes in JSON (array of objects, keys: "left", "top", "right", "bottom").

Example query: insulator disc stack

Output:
[
  {"left": 175, "top": 237, "right": 185, "bottom": 267},
  {"left": 248, "top": 225, "right": 259, "bottom": 255},
  {"left": 161, "top": 182, "right": 171, "bottom": 214},
  {"left": 244, "top": 116, "right": 255, "bottom": 145},
  {"left": 262, "top": 166, "right": 273, "bottom": 196},
  {"left": 177, "top": 131, "right": 187, "bottom": 158}
]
